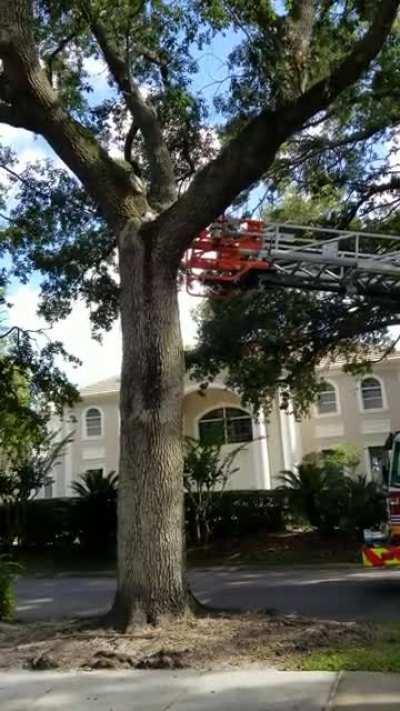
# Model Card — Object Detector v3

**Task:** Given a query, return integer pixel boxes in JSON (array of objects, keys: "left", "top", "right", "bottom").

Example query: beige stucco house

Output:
[{"left": 48, "top": 352, "right": 400, "bottom": 497}]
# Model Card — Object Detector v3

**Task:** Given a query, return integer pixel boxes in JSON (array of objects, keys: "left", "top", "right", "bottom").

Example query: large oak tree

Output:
[{"left": 0, "top": 0, "right": 399, "bottom": 629}]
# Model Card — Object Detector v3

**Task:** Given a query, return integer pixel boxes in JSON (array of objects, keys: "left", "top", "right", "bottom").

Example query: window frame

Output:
[
  {"left": 359, "top": 376, "right": 386, "bottom": 413},
  {"left": 82, "top": 406, "right": 104, "bottom": 440},
  {"left": 197, "top": 405, "right": 253, "bottom": 445},
  {"left": 315, "top": 380, "right": 340, "bottom": 417},
  {"left": 84, "top": 466, "right": 105, "bottom": 477}
]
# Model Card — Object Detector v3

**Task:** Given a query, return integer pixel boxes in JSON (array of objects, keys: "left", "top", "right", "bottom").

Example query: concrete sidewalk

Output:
[{"left": 1, "top": 669, "right": 399, "bottom": 710}]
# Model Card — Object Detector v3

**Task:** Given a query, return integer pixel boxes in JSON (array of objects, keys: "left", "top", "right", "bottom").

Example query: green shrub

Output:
[
  {"left": 186, "top": 490, "right": 284, "bottom": 543},
  {"left": 0, "top": 556, "right": 21, "bottom": 621},
  {"left": 18, "top": 498, "right": 78, "bottom": 548},
  {"left": 279, "top": 454, "right": 387, "bottom": 536},
  {"left": 279, "top": 463, "right": 347, "bottom": 534},
  {"left": 0, "top": 488, "right": 284, "bottom": 551},
  {"left": 71, "top": 471, "right": 118, "bottom": 551},
  {"left": 342, "top": 475, "right": 387, "bottom": 533}
]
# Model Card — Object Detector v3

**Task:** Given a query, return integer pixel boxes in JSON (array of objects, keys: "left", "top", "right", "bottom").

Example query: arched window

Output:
[
  {"left": 361, "top": 377, "right": 383, "bottom": 410},
  {"left": 199, "top": 407, "right": 253, "bottom": 444},
  {"left": 85, "top": 407, "right": 102, "bottom": 437},
  {"left": 317, "top": 382, "right": 338, "bottom": 415}
]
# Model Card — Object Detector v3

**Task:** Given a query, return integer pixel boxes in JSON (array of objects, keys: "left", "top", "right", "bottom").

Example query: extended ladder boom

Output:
[{"left": 183, "top": 218, "right": 400, "bottom": 298}]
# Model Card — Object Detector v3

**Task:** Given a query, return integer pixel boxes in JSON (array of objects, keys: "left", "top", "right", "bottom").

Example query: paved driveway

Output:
[{"left": 15, "top": 565, "right": 400, "bottom": 622}]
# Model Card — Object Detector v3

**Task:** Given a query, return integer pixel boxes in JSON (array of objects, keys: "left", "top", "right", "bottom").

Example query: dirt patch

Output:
[
  {"left": 188, "top": 530, "right": 360, "bottom": 567},
  {"left": 0, "top": 612, "right": 373, "bottom": 671}
]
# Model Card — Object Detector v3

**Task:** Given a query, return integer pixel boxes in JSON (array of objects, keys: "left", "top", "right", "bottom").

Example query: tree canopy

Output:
[{"left": 0, "top": 1, "right": 399, "bottom": 335}]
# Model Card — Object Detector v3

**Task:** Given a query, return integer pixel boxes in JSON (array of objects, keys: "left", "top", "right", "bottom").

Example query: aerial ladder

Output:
[
  {"left": 182, "top": 217, "right": 400, "bottom": 300},
  {"left": 183, "top": 217, "right": 400, "bottom": 566}
]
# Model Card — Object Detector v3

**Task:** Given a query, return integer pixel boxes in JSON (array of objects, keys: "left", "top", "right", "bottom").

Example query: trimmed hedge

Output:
[
  {"left": 185, "top": 490, "right": 284, "bottom": 542},
  {"left": 0, "top": 490, "right": 284, "bottom": 552}
]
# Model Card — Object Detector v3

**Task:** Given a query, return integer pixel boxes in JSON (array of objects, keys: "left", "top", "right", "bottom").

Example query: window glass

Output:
[
  {"left": 85, "top": 407, "right": 102, "bottom": 437},
  {"left": 85, "top": 468, "right": 104, "bottom": 477},
  {"left": 226, "top": 416, "right": 253, "bottom": 443},
  {"left": 198, "top": 419, "right": 225, "bottom": 444},
  {"left": 199, "top": 407, "right": 253, "bottom": 444},
  {"left": 200, "top": 408, "right": 224, "bottom": 421},
  {"left": 317, "top": 383, "right": 337, "bottom": 414},
  {"left": 361, "top": 378, "right": 383, "bottom": 410},
  {"left": 368, "top": 446, "right": 386, "bottom": 482}
]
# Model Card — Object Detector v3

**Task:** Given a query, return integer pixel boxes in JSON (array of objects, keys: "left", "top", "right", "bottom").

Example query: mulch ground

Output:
[
  {"left": 0, "top": 611, "right": 372, "bottom": 672},
  {"left": 188, "top": 529, "right": 360, "bottom": 566}
]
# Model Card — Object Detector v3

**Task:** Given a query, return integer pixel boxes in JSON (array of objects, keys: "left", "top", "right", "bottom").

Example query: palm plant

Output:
[
  {"left": 342, "top": 475, "right": 386, "bottom": 533},
  {"left": 71, "top": 470, "right": 118, "bottom": 551},
  {"left": 279, "top": 459, "right": 346, "bottom": 534},
  {"left": 72, "top": 470, "right": 118, "bottom": 499}
]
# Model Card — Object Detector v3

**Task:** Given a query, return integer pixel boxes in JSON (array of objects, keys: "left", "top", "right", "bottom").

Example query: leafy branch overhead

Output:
[
  {"left": 0, "top": 3, "right": 396, "bottom": 366},
  {"left": 0, "top": 1, "right": 398, "bottom": 236}
]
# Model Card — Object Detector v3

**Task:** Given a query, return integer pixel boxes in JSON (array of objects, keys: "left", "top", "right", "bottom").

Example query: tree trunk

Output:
[{"left": 109, "top": 223, "right": 186, "bottom": 630}]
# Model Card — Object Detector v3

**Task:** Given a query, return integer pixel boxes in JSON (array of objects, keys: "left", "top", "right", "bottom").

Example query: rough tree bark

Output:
[
  {"left": 0, "top": 0, "right": 399, "bottom": 631},
  {"left": 110, "top": 222, "right": 186, "bottom": 628}
]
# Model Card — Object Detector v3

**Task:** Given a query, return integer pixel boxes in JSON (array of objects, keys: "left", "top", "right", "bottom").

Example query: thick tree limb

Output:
[
  {"left": 0, "top": 0, "right": 144, "bottom": 229},
  {"left": 285, "top": 0, "right": 316, "bottom": 93},
  {"left": 46, "top": 31, "right": 77, "bottom": 86},
  {"left": 155, "top": 0, "right": 400, "bottom": 266},
  {"left": 366, "top": 176, "right": 400, "bottom": 196},
  {"left": 0, "top": 101, "right": 31, "bottom": 129},
  {"left": 80, "top": 1, "right": 176, "bottom": 211},
  {"left": 124, "top": 121, "right": 139, "bottom": 166}
]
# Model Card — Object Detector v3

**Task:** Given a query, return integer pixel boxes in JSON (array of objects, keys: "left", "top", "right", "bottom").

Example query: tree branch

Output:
[
  {"left": 124, "top": 120, "right": 139, "bottom": 166},
  {"left": 45, "top": 31, "right": 77, "bottom": 86},
  {"left": 0, "top": 0, "right": 144, "bottom": 230},
  {"left": 80, "top": 0, "right": 176, "bottom": 211},
  {"left": 0, "top": 100, "right": 32, "bottom": 130},
  {"left": 285, "top": 0, "right": 316, "bottom": 94},
  {"left": 155, "top": 0, "right": 400, "bottom": 266}
]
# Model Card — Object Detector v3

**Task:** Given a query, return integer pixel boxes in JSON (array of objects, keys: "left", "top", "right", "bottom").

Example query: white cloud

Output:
[{"left": 8, "top": 284, "right": 200, "bottom": 388}]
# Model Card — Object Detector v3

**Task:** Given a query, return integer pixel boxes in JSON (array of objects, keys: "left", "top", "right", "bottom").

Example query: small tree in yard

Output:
[
  {"left": 1, "top": 0, "right": 399, "bottom": 629},
  {"left": 0, "top": 428, "right": 74, "bottom": 547},
  {"left": 183, "top": 437, "right": 244, "bottom": 545},
  {"left": 322, "top": 445, "right": 361, "bottom": 478}
]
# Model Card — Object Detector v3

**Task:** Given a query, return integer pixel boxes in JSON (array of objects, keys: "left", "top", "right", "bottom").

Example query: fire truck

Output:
[
  {"left": 182, "top": 217, "right": 400, "bottom": 566},
  {"left": 362, "top": 432, "right": 400, "bottom": 567}
]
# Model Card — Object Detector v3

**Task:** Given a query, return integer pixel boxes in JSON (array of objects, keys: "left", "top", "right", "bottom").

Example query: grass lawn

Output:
[{"left": 292, "top": 622, "right": 400, "bottom": 673}]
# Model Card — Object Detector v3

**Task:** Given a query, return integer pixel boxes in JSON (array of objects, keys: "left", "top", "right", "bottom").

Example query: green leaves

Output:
[
  {"left": 188, "top": 284, "right": 393, "bottom": 415},
  {"left": 0, "top": 428, "right": 75, "bottom": 506},
  {"left": 279, "top": 452, "right": 386, "bottom": 535},
  {"left": 71, "top": 469, "right": 118, "bottom": 499}
]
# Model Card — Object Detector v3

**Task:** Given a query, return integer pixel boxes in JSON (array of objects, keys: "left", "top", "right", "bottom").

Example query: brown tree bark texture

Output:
[{"left": 110, "top": 224, "right": 185, "bottom": 628}]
